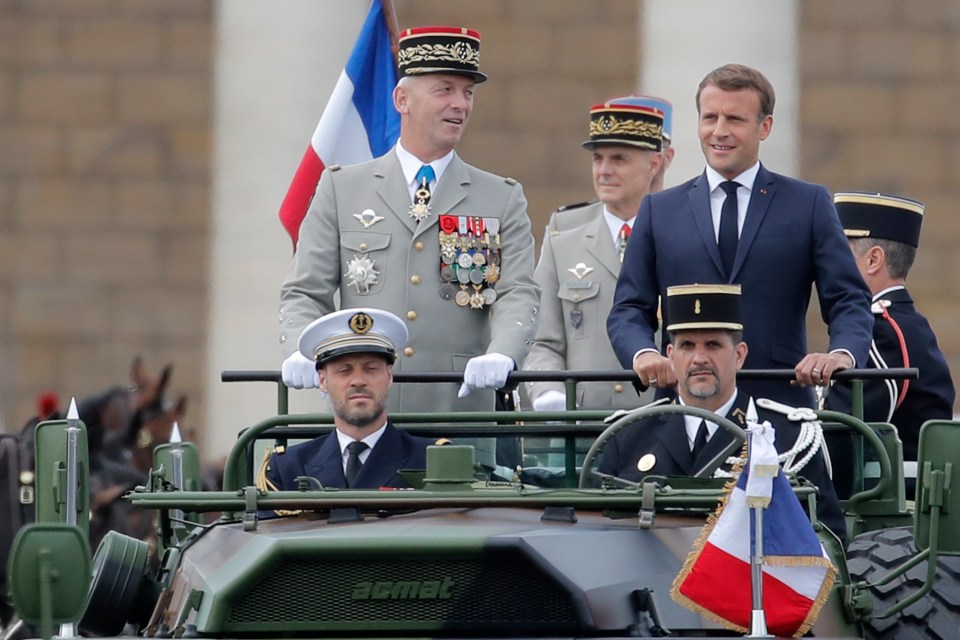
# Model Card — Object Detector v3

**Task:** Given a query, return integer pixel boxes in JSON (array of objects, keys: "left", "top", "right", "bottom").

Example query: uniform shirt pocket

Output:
[
  {"left": 558, "top": 281, "right": 601, "bottom": 338},
  {"left": 340, "top": 231, "right": 391, "bottom": 295}
]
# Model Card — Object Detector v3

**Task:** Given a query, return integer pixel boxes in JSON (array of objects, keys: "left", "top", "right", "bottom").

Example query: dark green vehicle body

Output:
[{"left": 7, "top": 370, "right": 960, "bottom": 639}]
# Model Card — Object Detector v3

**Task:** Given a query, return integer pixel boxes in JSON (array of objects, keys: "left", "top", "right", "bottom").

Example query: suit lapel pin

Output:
[
  {"left": 568, "top": 262, "right": 594, "bottom": 280},
  {"left": 759, "top": 188, "right": 768, "bottom": 195},
  {"left": 353, "top": 208, "right": 384, "bottom": 229},
  {"left": 637, "top": 453, "right": 656, "bottom": 472}
]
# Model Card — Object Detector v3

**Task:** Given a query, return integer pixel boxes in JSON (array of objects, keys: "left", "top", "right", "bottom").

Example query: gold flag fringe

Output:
[{"left": 669, "top": 439, "right": 837, "bottom": 636}]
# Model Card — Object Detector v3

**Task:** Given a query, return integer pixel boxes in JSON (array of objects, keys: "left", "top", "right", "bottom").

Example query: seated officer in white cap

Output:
[
  {"left": 827, "top": 193, "right": 955, "bottom": 497},
  {"left": 261, "top": 309, "right": 437, "bottom": 491},
  {"left": 599, "top": 284, "right": 846, "bottom": 540}
]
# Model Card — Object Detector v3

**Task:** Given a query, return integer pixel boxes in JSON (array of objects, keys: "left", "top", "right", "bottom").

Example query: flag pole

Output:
[
  {"left": 748, "top": 505, "right": 772, "bottom": 637},
  {"left": 746, "top": 422, "right": 773, "bottom": 639},
  {"left": 381, "top": 0, "right": 400, "bottom": 61}
]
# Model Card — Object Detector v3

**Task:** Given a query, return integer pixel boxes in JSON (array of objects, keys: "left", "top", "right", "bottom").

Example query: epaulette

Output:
[
  {"left": 871, "top": 299, "right": 892, "bottom": 314},
  {"left": 554, "top": 200, "right": 596, "bottom": 213},
  {"left": 504, "top": 176, "right": 517, "bottom": 185},
  {"left": 328, "top": 164, "right": 342, "bottom": 172}
]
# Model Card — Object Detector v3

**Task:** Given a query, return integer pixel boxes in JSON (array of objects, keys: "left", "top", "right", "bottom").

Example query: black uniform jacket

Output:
[
  {"left": 827, "top": 287, "right": 955, "bottom": 461},
  {"left": 599, "top": 391, "right": 846, "bottom": 540},
  {"left": 264, "top": 420, "right": 433, "bottom": 490}
]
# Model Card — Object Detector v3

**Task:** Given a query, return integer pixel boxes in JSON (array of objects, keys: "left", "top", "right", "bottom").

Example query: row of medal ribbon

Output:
[{"left": 438, "top": 215, "right": 502, "bottom": 309}]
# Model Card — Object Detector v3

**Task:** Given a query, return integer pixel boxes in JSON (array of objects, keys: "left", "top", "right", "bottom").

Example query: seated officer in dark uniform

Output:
[
  {"left": 599, "top": 284, "right": 846, "bottom": 540},
  {"left": 827, "top": 192, "right": 955, "bottom": 496},
  {"left": 260, "top": 308, "right": 437, "bottom": 491}
]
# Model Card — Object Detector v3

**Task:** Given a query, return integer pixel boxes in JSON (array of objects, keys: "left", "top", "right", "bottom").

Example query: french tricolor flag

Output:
[
  {"left": 671, "top": 428, "right": 837, "bottom": 637},
  {"left": 279, "top": 0, "right": 401, "bottom": 249}
]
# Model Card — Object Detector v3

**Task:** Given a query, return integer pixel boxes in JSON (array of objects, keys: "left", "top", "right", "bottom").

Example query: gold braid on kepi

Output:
[{"left": 256, "top": 445, "right": 302, "bottom": 517}]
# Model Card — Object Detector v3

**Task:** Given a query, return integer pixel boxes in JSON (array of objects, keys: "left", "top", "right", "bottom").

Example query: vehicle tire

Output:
[{"left": 846, "top": 526, "right": 960, "bottom": 639}]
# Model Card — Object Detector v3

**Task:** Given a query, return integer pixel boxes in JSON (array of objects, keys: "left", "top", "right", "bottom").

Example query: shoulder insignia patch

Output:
[
  {"left": 505, "top": 177, "right": 517, "bottom": 185},
  {"left": 555, "top": 200, "right": 595, "bottom": 213}
]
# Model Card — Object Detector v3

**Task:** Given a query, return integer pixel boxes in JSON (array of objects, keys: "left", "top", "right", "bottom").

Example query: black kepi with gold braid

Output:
[
  {"left": 397, "top": 26, "right": 487, "bottom": 83},
  {"left": 583, "top": 100, "right": 664, "bottom": 151},
  {"left": 665, "top": 284, "right": 743, "bottom": 332},
  {"left": 834, "top": 192, "right": 924, "bottom": 248}
]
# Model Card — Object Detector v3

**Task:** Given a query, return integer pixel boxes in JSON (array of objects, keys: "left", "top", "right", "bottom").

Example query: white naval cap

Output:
[{"left": 298, "top": 308, "right": 409, "bottom": 367}]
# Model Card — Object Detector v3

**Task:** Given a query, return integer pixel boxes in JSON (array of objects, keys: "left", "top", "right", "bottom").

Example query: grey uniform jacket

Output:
[
  {"left": 279, "top": 148, "right": 540, "bottom": 417},
  {"left": 525, "top": 202, "right": 654, "bottom": 410}
]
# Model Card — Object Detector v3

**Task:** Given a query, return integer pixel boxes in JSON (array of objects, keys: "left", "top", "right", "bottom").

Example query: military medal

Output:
[
  {"left": 469, "top": 289, "right": 485, "bottom": 309},
  {"left": 344, "top": 254, "right": 379, "bottom": 294},
  {"left": 409, "top": 176, "right": 432, "bottom": 222},
  {"left": 409, "top": 200, "right": 431, "bottom": 222},
  {"left": 439, "top": 283, "right": 457, "bottom": 300},
  {"left": 570, "top": 308, "right": 583, "bottom": 329},
  {"left": 439, "top": 215, "right": 500, "bottom": 310}
]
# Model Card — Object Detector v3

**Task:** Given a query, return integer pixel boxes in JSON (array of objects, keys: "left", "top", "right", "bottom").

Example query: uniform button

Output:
[
  {"left": 410, "top": 275, "right": 421, "bottom": 285},
  {"left": 403, "top": 347, "right": 414, "bottom": 357},
  {"left": 359, "top": 242, "right": 368, "bottom": 251},
  {"left": 614, "top": 384, "right": 624, "bottom": 393},
  {"left": 407, "top": 310, "right": 417, "bottom": 320},
  {"left": 415, "top": 241, "right": 424, "bottom": 251},
  {"left": 572, "top": 294, "right": 581, "bottom": 302}
]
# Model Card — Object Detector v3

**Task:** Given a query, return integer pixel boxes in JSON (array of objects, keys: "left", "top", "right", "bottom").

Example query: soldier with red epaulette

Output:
[{"left": 827, "top": 192, "right": 956, "bottom": 497}]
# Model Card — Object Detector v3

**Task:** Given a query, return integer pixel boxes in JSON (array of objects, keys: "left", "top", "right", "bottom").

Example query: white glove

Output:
[
  {"left": 458, "top": 353, "right": 515, "bottom": 398},
  {"left": 281, "top": 352, "right": 319, "bottom": 389},
  {"left": 532, "top": 390, "right": 568, "bottom": 412}
]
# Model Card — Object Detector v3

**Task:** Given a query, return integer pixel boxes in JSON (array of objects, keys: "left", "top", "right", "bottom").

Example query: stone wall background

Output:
[
  {"left": 2, "top": 0, "right": 958, "bottom": 441},
  {"left": 0, "top": 1, "right": 211, "bottom": 433}
]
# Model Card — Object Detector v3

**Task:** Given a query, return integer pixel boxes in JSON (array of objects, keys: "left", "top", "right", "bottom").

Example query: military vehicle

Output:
[{"left": 5, "top": 369, "right": 959, "bottom": 639}]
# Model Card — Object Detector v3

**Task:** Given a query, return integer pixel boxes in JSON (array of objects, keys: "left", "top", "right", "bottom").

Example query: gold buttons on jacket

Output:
[
  {"left": 359, "top": 242, "right": 368, "bottom": 251},
  {"left": 407, "top": 311, "right": 417, "bottom": 320},
  {"left": 414, "top": 241, "right": 424, "bottom": 251},
  {"left": 403, "top": 347, "right": 414, "bottom": 357},
  {"left": 614, "top": 384, "right": 624, "bottom": 393},
  {"left": 411, "top": 275, "right": 421, "bottom": 285}
]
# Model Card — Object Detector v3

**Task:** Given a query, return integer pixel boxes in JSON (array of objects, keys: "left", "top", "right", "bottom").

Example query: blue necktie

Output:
[
  {"left": 718, "top": 181, "right": 740, "bottom": 278},
  {"left": 415, "top": 164, "right": 436, "bottom": 203}
]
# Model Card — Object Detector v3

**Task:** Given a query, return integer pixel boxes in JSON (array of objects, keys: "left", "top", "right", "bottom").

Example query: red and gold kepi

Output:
[
  {"left": 583, "top": 100, "right": 664, "bottom": 151},
  {"left": 397, "top": 26, "right": 487, "bottom": 83}
]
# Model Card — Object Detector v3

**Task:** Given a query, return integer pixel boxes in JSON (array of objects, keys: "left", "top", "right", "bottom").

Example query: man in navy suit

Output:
[
  {"left": 600, "top": 284, "right": 846, "bottom": 540},
  {"left": 262, "top": 308, "right": 436, "bottom": 491},
  {"left": 607, "top": 63, "right": 873, "bottom": 408},
  {"left": 826, "top": 193, "right": 955, "bottom": 496}
]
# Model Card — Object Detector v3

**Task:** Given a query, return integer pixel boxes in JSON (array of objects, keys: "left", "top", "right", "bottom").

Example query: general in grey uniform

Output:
[
  {"left": 525, "top": 97, "right": 671, "bottom": 411},
  {"left": 278, "top": 27, "right": 539, "bottom": 470}
]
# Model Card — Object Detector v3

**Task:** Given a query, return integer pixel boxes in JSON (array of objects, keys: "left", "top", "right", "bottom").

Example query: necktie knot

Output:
[
  {"left": 346, "top": 440, "right": 368, "bottom": 456},
  {"left": 416, "top": 164, "right": 436, "bottom": 187},
  {"left": 720, "top": 180, "right": 740, "bottom": 196}
]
